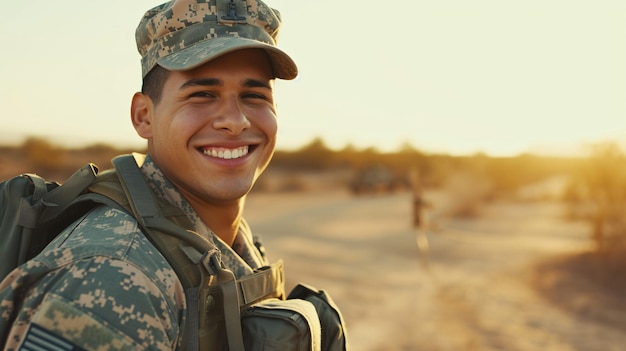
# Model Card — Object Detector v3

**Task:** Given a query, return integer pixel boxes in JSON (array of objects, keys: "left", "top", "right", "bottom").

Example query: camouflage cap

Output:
[{"left": 136, "top": 0, "right": 298, "bottom": 80}]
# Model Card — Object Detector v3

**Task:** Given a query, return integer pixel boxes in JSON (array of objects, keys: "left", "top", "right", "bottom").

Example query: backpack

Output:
[{"left": 0, "top": 153, "right": 348, "bottom": 351}]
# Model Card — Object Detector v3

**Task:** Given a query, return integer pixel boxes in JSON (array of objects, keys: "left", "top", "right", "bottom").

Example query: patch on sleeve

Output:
[
  {"left": 28, "top": 294, "right": 139, "bottom": 351},
  {"left": 19, "top": 324, "right": 85, "bottom": 351}
]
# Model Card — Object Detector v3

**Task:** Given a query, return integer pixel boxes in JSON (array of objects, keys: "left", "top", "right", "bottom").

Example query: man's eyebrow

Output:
[
  {"left": 179, "top": 77, "right": 272, "bottom": 90},
  {"left": 243, "top": 79, "right": 272, "bottom": 90},
  {"left": 180, "top": 78, "right": 222, "bottom": 89}
]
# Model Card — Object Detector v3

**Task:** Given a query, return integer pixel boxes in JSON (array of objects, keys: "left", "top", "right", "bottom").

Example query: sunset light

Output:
[{"left": 1, "top": 1, "right": 624, "bottom": 157}]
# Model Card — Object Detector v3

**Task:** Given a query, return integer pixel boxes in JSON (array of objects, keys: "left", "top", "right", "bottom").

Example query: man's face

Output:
[{"left": 135, "top": 49, "right": 277, "bottom": 207}]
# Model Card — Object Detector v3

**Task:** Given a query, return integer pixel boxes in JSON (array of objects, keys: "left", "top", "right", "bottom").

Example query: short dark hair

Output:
[{"left": 141, "top": 65, "right": 170, "bottom": 105}]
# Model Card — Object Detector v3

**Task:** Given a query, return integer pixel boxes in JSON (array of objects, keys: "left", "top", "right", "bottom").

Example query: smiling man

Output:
[
  {"left": 0, "top": 0, "right": 347, "bottom": 350},
  {"left": 132, "top": 49, "right": 279, "bottom": 247}
]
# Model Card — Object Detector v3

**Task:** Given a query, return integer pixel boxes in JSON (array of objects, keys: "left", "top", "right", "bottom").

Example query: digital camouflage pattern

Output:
[
  {"left": 136, "top": 0, "right": 298, "bottom": 79},
  {"left": 2, "top": 0, "right": 296, "bottom": 348},
  {"left": 0, "top": 155, "right": 268, "bottom": 350}
]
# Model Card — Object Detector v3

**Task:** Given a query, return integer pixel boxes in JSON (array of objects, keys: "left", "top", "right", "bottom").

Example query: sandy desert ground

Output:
[{"left": 244, "top": 189, "right": 626, "bottom": 351}]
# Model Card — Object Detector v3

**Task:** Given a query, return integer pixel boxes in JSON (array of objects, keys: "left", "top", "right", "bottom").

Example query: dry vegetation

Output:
[
  {"left": 563, "top": 143, "right": 626, "bottom": 253},
  {"left": 0, "top": 138, "right": 140, "bottom": 181}
]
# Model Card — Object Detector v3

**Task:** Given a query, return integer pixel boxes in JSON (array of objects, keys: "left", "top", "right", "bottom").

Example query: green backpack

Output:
[{"left": 0, "top": 153, "right": 347, "bottom": 351}]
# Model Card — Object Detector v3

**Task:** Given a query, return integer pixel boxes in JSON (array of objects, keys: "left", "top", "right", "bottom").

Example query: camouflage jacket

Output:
[{"left": 0, "top": 155, "right": 268, "bottom": 350}]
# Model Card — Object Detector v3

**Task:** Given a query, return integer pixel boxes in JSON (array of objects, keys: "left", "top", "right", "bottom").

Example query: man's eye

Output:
[
  {"left": 243, "top": 93, "right": 268, "bottom": 100},
  {"left": 189, "top": 91, "right": 215, "bottom": 98}
]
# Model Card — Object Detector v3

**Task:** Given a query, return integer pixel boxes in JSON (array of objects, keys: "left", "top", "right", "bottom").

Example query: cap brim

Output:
[{"left": 156, "top": 37, "right": 298, "bottom": 80}]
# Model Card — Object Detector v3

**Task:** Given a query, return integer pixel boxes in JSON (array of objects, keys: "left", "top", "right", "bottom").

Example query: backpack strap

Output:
[
  {"left": 16, "top": 163, "right": 99, "bottom": 228},
  {"left": 110, "top": 154, "right": 246, "bottom": 351},
  {"left": 15, "top": 174, "right": 50, "bottom": 229},
  {"left": 110, "top": 154, "right": 223, "bottom": 285},
  {"left": 78, "top": 153, "right": 283, "bottom": 351},
  {"left": 21, "top": 164, "right": 100, "bottom": 266}
]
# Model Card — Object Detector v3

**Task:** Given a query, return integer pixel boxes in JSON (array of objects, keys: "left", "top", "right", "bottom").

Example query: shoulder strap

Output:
[
  {"left": 86, "top": 154, "right": 284, "bottom": 351},
  {"left": 110, "top": 154, "right": 246, "bottom": 351},
  {"left": 110, "top": 154, "right": 284, "bottom": 294},
  {"left": 110, "top": 154, "right": 221, "bottom": 285},
  {"left": 35, "top": 163, "right": 99, "bottom": 225}
]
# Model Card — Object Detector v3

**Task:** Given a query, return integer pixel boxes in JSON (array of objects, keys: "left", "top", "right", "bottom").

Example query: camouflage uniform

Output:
[
  {"left": 0, "top": 155, "right": 267, "bottom": 350},
  {"left": 1, "top": 0, "right": 299, "bottom": 349}
]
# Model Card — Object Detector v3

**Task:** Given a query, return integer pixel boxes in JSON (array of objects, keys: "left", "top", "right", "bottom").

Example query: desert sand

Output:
[{"left": 244, "top": 189, "right": 626, "bottom": 351}]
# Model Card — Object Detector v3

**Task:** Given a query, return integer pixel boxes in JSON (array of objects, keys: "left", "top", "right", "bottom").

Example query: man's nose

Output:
[{"left": 212, "top": 96, "right": 251, "bottom": 135}]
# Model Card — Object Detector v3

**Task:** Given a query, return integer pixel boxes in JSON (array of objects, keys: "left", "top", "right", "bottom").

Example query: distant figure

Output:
[
  {"left": 409, "top": 166, "right": 428, "bottom": 229},
  {"left": 409, "top": 166, "right": 431, "bottom": 270}
]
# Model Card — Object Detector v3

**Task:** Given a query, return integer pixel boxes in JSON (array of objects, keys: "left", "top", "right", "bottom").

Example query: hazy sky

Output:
[{"left": 1, "top": 0, "right": 625, "bottom": 156}]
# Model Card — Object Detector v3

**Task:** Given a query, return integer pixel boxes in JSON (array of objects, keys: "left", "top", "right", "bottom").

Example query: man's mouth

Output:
[{"left": 202, "top": 146, "right": 249, "bottom": 160}]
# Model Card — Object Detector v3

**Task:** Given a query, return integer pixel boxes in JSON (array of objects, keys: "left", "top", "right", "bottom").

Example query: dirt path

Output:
[{"left": 245, "top": 190, "right": 626, "bottom": 351}]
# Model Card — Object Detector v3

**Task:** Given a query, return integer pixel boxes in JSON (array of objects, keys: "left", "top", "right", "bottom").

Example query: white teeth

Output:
[{"left": 203, "top": 146, "right": 249, "bottom": 159}]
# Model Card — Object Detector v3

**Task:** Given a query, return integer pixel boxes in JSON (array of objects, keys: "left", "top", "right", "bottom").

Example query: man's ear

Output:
[{"left": 131, "top": 92, "right": 154, "bottom": 139}]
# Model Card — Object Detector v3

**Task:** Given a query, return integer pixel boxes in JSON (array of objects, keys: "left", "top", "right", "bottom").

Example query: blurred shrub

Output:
[
  {"left": 0, "top": 138, "right": 140, "bottom": 181},
  {"left": 565, "top": 142, "right": 626, "bottom": 253},
  {"left": 22, "top": 137, "right": 66, "bottom": 173}
]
